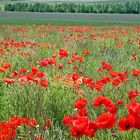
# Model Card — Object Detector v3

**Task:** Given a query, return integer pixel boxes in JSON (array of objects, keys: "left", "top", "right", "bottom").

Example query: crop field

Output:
[
  {"left": 0, "top": 12, "right": 140, "bottom": 25},
  {"left": 0, "top": 24, "right": 140, "bottom": 140}
]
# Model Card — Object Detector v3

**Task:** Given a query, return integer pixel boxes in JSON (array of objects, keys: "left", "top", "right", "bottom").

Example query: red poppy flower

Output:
[
  {"left": 96, "top": 113, "right": 116, "bottom": 129},
  {"left": 74, "top": 98, "right": 88, "bottom": 110},
  {"left": 116, "top": 100, "right": 124, "bottom": 107},
  {"left": 0, "top": 122, "right": 17, "bottom": 139},
  {"left": 37, "top": 72, "right": 45, "bottom": 78},
  {"left": 20, "top": 68, "right": 27, "bottom": 73},
  {"left": 59, "top": 49, "right": 69, "bottom": 59},
  {"left": 71, "top": 125, "right": 85, "bottom": 138},
  {"left": 41, "top": 59, "right": 49, "bottom": 67},
  {"left": 132, "top": 54, "right": 137, "bottom": 61},
  {"left": 52, "top": 54, "right": 57, "bottom": 59},
  {"left": 72, "top": 73, "right": 80, "bottom": 81},
  {"left": 134, "top": 115, "right": 140, "bottom": 130},
  {"left": 35, "top": 135, "right": 44, "bottom": 140},
  {"left": 71, "top": 117, "right": 89, "bottom": 138},
  {"left": 45, "top": 120, "right": 51, "bottom": 128},
  {"left": 112, "top": 79, "right": 121, "bottom": 87},
  {"left": 58, "top": 64, "right": 63, "bottom": 69},
  {"left": 31, "top": 66, "right": 39, "bottom": 74},
  {"left": 133, "top": 70, "right": 140, "bottom": 77},
  {"left": 40, "top": 80, "right": 48, "bottom": 88},
  {"left": 128, "top": 90, "right": 140, "bottom": 100},
  {"left": 3, "top": 78, "right": 16, "bottom": 84},
  {"left": 0, "top": 67, "right": 6, "bottom": 73},
  {"left": 82, "top": 50, "right": 90, "bottom": 55},
  {"left": 102, "top": 61, "right": 112, "bottom": 71},
  {"left": 84, "top": 121, "right": 98, "bottom": 138},
  {"left": 9, "top": 116, "right": 21, "bottom": 129},
  {"left": 118, "top": 114, "right": 135, "bottom": 131},
  {"left": 110, "top": 72, "right": 120, "bottom": 78},
  {"left": 12, "top": 71, "right": 19, "bottom": 77},
  {"left": 110, "top": 71, "right": 128, "bottom": 87},
  {"left": 78, "top": 108, "right": 88, "bottom": 116},
  {"left": 127, "top": 101, "right": 140, "bottom": 116},
  {"left": 93, "top": 96, "right": 117, "bottom": 114},
  {"left": 2, "top": 62, "right": 12, "bottom": 69},
  {"left": 21, "top": 118, "right": 27, "bottom": 125},
  {"left": 63, "top": 116, "right": 77, "bottom": 127},
  {"left": 82, "top": 77, "right": 92, "bottom": 85},
  {"left": 26, "top": 118, "right": 38, "bottom": 127}
]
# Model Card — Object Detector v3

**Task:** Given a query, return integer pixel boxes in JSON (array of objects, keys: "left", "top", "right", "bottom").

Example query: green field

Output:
[
  {"left": 0, "top": 12, "right": 140, "bottom": 26},
  {"left": 0, "top": 19, "right": 139, "bottom": 26}
]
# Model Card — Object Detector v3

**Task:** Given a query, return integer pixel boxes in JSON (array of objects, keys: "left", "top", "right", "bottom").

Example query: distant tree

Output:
[
  {"left": 39, "top": 3, "right": 46, "bottom": 12},
  {"left": 4, "top": 1, "right": 140, "bottom": 14},
  {"left": 68, "top": 3, "right": 76, "bottom": 13},
  {"left": 5, "top": 4, "right": 14, "bottom": 11},
  {"left": 80, "top": 4, "right": 86, "bottom": 13},
  {"left": 29, "top": 4, "right": 34, "bottom": 12}
]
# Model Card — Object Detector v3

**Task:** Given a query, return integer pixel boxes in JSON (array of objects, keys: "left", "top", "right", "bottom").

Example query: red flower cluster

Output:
[
  {"left": 59, "top": 50, "right": 69, "bottom": 59},
  {"left": 74, "top": 98, "right": 88, "bottom": 110},
  {"left": 110, "top": 71, "right": 128, "bottom": 87},
  {"left": 128, "top": 90, "right": 140, "bottom": 100},
  {"left": 63, "top": 96, "right": 117, "bottom": 139},
  {"left": 64, "top": 86, "right": 140, "bottom": 138},
  {"left": 41, "top": 59, "right": 57, "bottom": 67},
  {"left": 0, "top": 116, "right": 51, "bottom": 140},
  {"left": 63, "top": 116, "right": 98, "bottom": 138},
  {"left": 3, "top": 66, "right": 48, "bottom": 88},
  {"left": 0, "top": 62, "right": 12, "bottom": 73},
  {"left": 93, "top": 96, "right": 117, "bottom": 114},
  {"left": 102, "top": 61, "right": 113, "bottom": 71},
  {"left": 119, "top": 100, "right": 140, "bottom": 131}
]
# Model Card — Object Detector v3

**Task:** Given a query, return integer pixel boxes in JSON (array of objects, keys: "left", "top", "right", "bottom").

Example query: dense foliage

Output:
[{"left": 5, "top": 1, "right": 140, "bottom": 14}]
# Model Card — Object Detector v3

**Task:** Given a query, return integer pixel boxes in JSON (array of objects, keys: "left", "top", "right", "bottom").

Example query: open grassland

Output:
[{"left": 0, "top": 24, "right": 140, "bottom": 139}]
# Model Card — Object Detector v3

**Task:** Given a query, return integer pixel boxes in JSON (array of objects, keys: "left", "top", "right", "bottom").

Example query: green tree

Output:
[{"left": 4, "top": 2, "right": 140, "bottom": 14}]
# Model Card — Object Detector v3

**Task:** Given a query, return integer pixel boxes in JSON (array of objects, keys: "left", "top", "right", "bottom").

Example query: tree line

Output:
[{"left": 5, "top": 2, "right": 140, "bottom": 14}]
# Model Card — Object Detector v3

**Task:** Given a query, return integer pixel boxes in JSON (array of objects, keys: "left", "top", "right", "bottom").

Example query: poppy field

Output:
[{"left": 0, "top": 25, "right": 140, "bottom": 140}]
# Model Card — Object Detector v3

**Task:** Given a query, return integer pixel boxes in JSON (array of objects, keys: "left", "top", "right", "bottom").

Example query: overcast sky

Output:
[
  {"left": 21, "top": 0, "right": 109, "bottom": 1},
  {"left": 20, "top": 0, "right": 136, "bottom": 2},
  {"left": 0, "top": 0, "right": 136, "bottom": 2}
]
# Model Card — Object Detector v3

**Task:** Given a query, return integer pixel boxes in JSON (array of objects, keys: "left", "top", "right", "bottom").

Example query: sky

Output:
[
  {"left": 15, "top": 0, "right": 109, "bottom": 1},
  {"left": 24, "top": 0, "right": 136, "bottom": 1}
]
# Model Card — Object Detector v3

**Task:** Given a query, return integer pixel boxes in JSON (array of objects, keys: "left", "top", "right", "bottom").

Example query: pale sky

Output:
[
  {"left": 19, "top": 0, "right": 110, "bottom": 1},
  {"left": 28, "top": 0, "right": 136, "bottom": 1}
]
